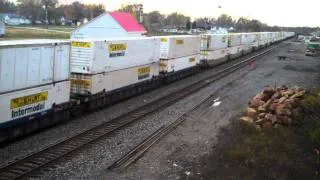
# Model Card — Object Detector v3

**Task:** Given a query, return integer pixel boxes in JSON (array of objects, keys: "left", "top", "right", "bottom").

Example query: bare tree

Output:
[
  {"left": 17, "top": 0, "right": 42, "bottom": 23},
  {"left": 0, "top": 0, "right": 17, "bottom": 13}
]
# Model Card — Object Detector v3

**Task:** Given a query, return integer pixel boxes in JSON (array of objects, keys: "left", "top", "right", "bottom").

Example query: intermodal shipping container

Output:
[
  {"left": 0, "top": 81, "right": 70, "bottom": 125},
  {"left": 200, "top": 49, "right": 227, "bottom": 61},
  {"left": 200, "top": 34, "right": 228, "bottom": 51},
  {"left": 0, "top": 40, "right": 70, "bottom": 94},
  {"left": 71, "top": 63, "right": 159, "bottom": 95},
  {"left": 160, "top": 35, "right": 200, "bottom": 59},
  {"left": 227, "top": 45, "right": 243, "bottom": 56},
  {"left": 241, "top": 33, "right": 254, "bottom": 45},
  {"left": 228, "top": 33, "right": 241, "bottom": 47},
  {"left": 159, "top": 54, "right": 200, "bottom": 73},
  {"left": 70, "top": 37, "right": 160, "bottom": 74}
]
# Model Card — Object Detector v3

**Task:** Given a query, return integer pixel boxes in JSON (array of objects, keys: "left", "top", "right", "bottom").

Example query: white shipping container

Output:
[
  {"left": 228, "top": 33, "right": 241, "bottom": 47},
  {"left": 227, "top": 45, "right": 243, "bottom": 55},
  {"left": 200, "top": 49, "right": 227, "bottom": 61},
  {"left": 160, "top": 54, "right": 200, "bottom": 73},
  {"left": 242, "top": 45, "right": 253, "bottom": 54},
  {"left": 160, "top": 35, "right": 200, "bottom": 59},
  {"left": 0, "top": 40, "right": 70, "bottom": 94},
  {"left": 71, "top": 63, "right": 159, "bottom": 95},
  {"left": 200, "top": 34, "right": 228, "bottom": 51},
  {"left": 71, "top": 37, "right": 160, "bottom": 74},
  {"left": 0, "top": 81, "right": 70, "bottom": 124},
  {"left": 241, "top": 33, "right": 254, "bottom": 45}
]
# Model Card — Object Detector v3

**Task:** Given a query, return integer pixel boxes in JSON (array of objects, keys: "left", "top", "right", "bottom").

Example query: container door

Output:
[
  {"left": 40, "top": 46, "right": 53, "bottom": 84},
  {"left": 54, "top": 44, "right": 70, "bottom": 82},
  {"left": 14, "top": 48, "right": 29, "bottom": 90},
  {"left": 27, "top": 47, "right": 41, "bottom": 86},
  {"left": 0, "top": 49, "right": 15, "bottom": 93}
]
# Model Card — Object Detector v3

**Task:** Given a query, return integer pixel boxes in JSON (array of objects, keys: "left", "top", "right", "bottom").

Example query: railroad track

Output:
[
  {"left": 108, "top": 92, "right": 213, "bottom": 170},
  {"left": 0, "top": 46, "right": 275, "bottom": 180}
]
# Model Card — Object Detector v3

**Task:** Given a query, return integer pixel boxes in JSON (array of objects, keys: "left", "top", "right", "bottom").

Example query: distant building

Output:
[
  {"left": 71, "top": 12, "right": 146, "bottom": 39},
  {"left": 0, "top": 13, "right": 31, "bottom": 26},
  {"left": 207, "top": 27, "right": 228, "bottom": 34},
  {"left": 0, "top": 21, "right": 5, "bottom": 36}
]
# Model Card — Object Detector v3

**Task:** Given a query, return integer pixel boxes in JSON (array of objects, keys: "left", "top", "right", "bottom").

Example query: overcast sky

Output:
[{"left": 11, "top": 0, "right": 320, "bottom": 27}]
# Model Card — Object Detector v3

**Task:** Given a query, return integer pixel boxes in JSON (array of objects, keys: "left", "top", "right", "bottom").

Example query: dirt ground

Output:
[
  {"left": 5, "top": 40, "right": 316, "bottom": 179},
  {"left": 102, "top": 41, "right": 320, "bottom": 179}
]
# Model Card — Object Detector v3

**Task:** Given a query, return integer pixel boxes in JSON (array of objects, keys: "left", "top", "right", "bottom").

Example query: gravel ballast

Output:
[{"left": 2, "top": 40, "right": 318, "bottom": 180}]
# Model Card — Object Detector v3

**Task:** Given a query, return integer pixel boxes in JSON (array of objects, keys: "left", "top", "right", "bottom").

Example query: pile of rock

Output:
[{"left": 240, "top": 86, "right": 306, "bottom": 128}]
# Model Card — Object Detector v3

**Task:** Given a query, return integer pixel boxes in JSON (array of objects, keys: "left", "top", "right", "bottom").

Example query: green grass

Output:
[
  {"left": 2, "top": 26, "right": 70, "bottom": 40},
  {"left": 16, "top": 25, "right": 74, "bottom": 32}
]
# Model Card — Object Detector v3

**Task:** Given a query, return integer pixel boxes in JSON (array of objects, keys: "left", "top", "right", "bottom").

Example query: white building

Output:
[
  {"left": 0, "top": 13, "right": 31, "bottom": 26},
  {"left": 71, "top": 12, "right": 146, "bottom": 39}
]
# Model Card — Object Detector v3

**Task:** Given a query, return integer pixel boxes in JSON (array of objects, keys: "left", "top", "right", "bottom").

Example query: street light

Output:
[{"left": 42, "top": 5, "right": 48, "bottom": 29}]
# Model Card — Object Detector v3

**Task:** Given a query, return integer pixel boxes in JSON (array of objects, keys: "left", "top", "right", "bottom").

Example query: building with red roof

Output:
[{"left": 71, "top": 12, "right": 146, "bottom": 39}]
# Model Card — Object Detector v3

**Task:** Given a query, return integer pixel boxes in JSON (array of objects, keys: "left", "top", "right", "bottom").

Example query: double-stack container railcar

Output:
[
  {"left": 200, "top": 34, "right": 228, "bottom": 67},
  {"left": 0, "top": 40, "right": 70, "bottom": 141},
  {"left": 0, "top": 32, "right": 296, "bottom": 143},
  {"left": 159, "top": 35, "right": 201, "bottom": 82},
  {"left": 70, "top": 37, "right": 161, "bottom": 110}
]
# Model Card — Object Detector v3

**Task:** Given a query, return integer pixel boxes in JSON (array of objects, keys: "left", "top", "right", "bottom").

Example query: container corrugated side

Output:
[
  {"left": 200, "top": 49, "right": 227, "bottom": 61},
  {"left": 0, "top": 81, "right": 70, "bottom": 124},
  {"left": 159, "top": 54, "right": 200, "bottom": 73},
  {"left": 0, "top": 42, "right": 70, "bottom": 94},
  {"left": 200, "top": 34, "right": 228, "bottom": 51},
  {"left": 227, "top": 45, "right": 243, "bottom": 55},
  {"left": 228, "top": 34, "right": 241, "bottom": 47},
  {"left": 54, "top": 44, "right": 70, "bottom": 82},
  {"left": 160, "top": 35, "right": 200, "bottom": 59},
  {"left": 241, "top": 33, "right": 254, "bottom": 45},
  {"left": 70, "top": 38, "right": 160, "bottom": 74},
  {"left": 71, "top": 63, "right": 159, "bottom": 95}
]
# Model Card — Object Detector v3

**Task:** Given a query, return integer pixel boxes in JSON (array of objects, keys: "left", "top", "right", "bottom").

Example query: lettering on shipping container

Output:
[
  {"left": 160, "top": 38, "right": 168, "bottom": 42},
  {"left": 10, "top": 92, "right": 48, "bottom": 119},
  {"left": 138, "top": 67, "right": 151, "bottom": 80},
  {"left": 189, "top": 57, "right": 196, "bottom": 63},
  {"left": 108, "top": 43, "right": 127, "bottom": 57},
  {"left": 108, "top": 44, "right": 127, "bottom": 52},
  {"left": 159, "top": 62, "right": 167, "bottom": 67},
  {"left": 10, "top": 92, "right": 48, "bottom": 109},
  {"left": 71, "top": 79, "right": 91, "bottom": 88},
  {"left": 175, "top": 39, "right": 184, "bottom": 45},
  {"left": 11, "top": 103, "right": 45, "bottom": 119},
  {"left": 71, "top": 42, "right": 92, "bottom": 48}
]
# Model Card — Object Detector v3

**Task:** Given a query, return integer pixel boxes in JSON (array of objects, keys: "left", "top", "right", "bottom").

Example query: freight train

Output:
[{"left": 0, "top": 31, "right": 295, "bottom": 143}]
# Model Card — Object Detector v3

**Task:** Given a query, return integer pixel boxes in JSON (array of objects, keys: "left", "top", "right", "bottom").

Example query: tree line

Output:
[
  {"left": 1, "top": 1, "right": 318, "bottom": 34},
  {"left": 144, "top": 11, "right": 284, "bottom": 32},
  {"left": 0, "top": 0, "right": 105, "bottom": 24}
]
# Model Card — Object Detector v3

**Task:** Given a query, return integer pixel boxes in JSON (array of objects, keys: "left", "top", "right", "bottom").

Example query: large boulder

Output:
[
  {"left": 240, "top": 116, "right": 254, "bottom": 123},
  {"left": 247, "top": 108, "right": 258, "bottom": 120}
]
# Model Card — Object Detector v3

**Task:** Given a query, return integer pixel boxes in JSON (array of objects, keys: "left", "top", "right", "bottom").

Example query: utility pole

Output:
[{"left": 42, "top": 5, "right": 48, "bottom": 29}]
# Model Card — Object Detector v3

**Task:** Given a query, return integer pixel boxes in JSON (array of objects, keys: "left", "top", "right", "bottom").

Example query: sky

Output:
[{"left": 11, "top": 0, "right": 320, "bottom": 27}]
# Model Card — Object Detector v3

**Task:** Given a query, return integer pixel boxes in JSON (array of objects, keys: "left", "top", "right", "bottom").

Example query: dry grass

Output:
[
  {"left": 205, "top": 89, "right": 320, "bottom": 180},
  {"left": 2, "top": 27, "right": 70, "bottom": 40}
]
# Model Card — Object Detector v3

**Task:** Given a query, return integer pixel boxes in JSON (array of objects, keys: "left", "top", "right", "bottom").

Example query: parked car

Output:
[{"left": 305, "top": 42, "right": 320, "bottom": 56}]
